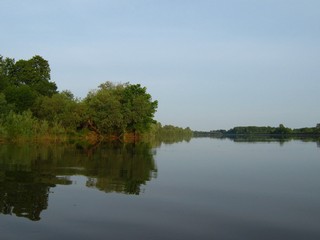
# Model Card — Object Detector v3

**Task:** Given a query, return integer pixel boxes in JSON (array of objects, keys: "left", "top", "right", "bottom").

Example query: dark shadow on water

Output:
[{"left": 0, "top": 142, "right": 157, "bottom": 221}]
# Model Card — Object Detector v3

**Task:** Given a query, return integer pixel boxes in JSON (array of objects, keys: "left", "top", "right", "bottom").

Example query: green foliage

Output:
[
  {"left": 227, "top": 126, "right": 274, "bottom": 135},
  {"left": 51, "top": 121, "right": 67, "bottom": 137},
  {"left": 273, "top": 124, "right": 292, "bottom": 134},
  {"left": 33, "top": 92, "right": 83, "bottom": 131},
  {"left": 85, "top": 83, "right": 126, "bottom": 135},
  {"left": 210, "top": 124, "right": 320, "bottom": 136},
  {"left": 122, "top": 84, "right": 158, "bottom": 133},
  {"left": 144, "top": 123, "right": 193, "bottom": 144},
  {"left": 10, "top": 55, "right": 57, "bottom": 96},
  {"left": 0, "top": 56, "right": 15, "bottom": 91},
  {"left": 4, "top": 85, "right": 38, "bottom": 112},
  {"left": 36, "top": 120, "right": 50, "bottom": 136},
  {"left": 0, "top": 110, "right": 69, "bottom": 142},
  {"left": 0, "top": 55, "right": 57, "bottom": 115},
  {"left": 0, "top": 93, "right": 13, "bottom": 115},
  {"left": 84, "top": 81, "right": 158, "bottom": 136},
  {"left": 157, "top": 124, "right": 192, "bottom": 137},
  {"left": 3, "top": 111, "right": 37, "bottom": 140},
  {"left": 0, "top": 54, "right": 164, "bottom": 142}
]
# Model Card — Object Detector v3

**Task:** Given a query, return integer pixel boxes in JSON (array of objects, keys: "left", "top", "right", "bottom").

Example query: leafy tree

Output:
[
  {"left": 274, "top": 124, "right": 292, "bottom": 134},
  {"left": 1, "top": 55, "right": 58, "bottom": 114},
  {"left": 121, "top": 84, "right": 158, "bottom": 134},
  {"left": 0, "top": 56, "right": 15, "bottom": 91},
  {"left": 84, "top": 82, "right": 158, "bottom": 137},
  {"left": 12, "top": 55, "right": 57, "bottom": 96},
  {"left": 84, "top": 83, "right": 126, "bottom": 135},
  {"left": 33, "top": 91, "right": 83, "bottom": 130}
]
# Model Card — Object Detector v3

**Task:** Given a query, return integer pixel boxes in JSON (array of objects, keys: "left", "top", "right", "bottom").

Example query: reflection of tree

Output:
[
  {"left": 0, "top": 142, "right": 157, "bottom": 221},
  {"left": 231, "top": 135, "right": 291, "bottom": 144},
  {"left": 0, "top": 170, "right": 71, "bottom": 221},
  {"left": 84, "top": 143, "right": 157, "bottom": 194},
  {"left": 208, "top": 135, "right": 320, "bottom": 147},
  {"left": 158, "top": 135, "right": 191, "bottom": 145},
  {"left": 0, "top": 171, "right": 49, "bottom": 221},
  {"left": 146, "top": 135, "right": 192, "bottom": 148},
  {"left": 196, "top": 134, "right": 320, "bottom": 149},
  {"left": 0, "top": 145, "right": 72, "bottom": 221}
]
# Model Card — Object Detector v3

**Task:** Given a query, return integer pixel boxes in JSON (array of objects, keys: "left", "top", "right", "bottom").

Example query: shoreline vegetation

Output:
[
  {"left": 1, "top": 54, "right": 317, "bottom": 144},
  {"left": 0, "top": 54, "right": 192, "bottom": 143},
  {"left": 194, "top": 124, "right": 320, "bottom": 140}
]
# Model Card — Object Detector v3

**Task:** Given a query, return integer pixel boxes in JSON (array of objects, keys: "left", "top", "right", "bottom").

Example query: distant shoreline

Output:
[{"left": 194, "top": 124, "right": 320, "bottom": 138}]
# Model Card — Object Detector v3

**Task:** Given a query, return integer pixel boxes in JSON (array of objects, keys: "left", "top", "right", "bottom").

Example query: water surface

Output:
[{"left": 0, "top": 138, "right": 319, "bottom": 239}]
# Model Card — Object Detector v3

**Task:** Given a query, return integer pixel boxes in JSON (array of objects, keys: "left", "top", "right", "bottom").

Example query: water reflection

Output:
[
  {"left": 0, "top": 142, "right": 157, "bottom": 221},
  {"left": 195, "top": 135, "right": 320, "bottom": 147}
]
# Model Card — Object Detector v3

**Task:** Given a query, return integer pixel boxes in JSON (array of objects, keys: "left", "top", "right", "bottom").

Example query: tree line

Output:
[
  {"left": 143, "top": 123, "right": 193, "bottom": 144},
  {"left": 194, "top": 124, "right": 320, "bottom": 137},
  {"left": 0, "top": 54, "right": 165, "bottom": 142}
]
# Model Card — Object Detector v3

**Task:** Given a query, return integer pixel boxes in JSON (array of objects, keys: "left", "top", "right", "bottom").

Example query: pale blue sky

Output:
[{"left": 1, "top": 0, "right": 319, "bottom": 130}]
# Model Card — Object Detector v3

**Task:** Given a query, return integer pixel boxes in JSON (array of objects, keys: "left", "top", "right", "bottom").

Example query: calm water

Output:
[{"left": 0, "top": 138, "right": 319, "bottom": 240}]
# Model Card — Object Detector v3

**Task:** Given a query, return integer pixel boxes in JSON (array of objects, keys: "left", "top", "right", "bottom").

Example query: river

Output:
[{"left": 0, "top": 138, "right": 319, "bottom": 239}]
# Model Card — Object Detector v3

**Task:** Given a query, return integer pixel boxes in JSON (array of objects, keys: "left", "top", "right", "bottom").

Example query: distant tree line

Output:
[
  {"left": 0, "top": 54, "right": 160, "bottom": 142},
  {"left": 194, "top": 124, "right": 320, "bottom": 137}
]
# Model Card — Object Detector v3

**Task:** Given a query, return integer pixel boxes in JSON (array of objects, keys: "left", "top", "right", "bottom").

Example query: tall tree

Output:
[
  {"left": 84, "top": 82, "right": 158, "bottom": 137},
  {"left": 12, "top": 55, "right": 57, "bottom": 96},
  {"left": 0, "top": 56, "right": 15, "bottom": 92},
  {"left": 121, "top": 84, "right": 158, "bottom": 134},
  {"left": 84, "top": 82, "right": 126, "bottom": 135},
  {"left": 0, "top": 55, "right": 58, "bottom": 112}
]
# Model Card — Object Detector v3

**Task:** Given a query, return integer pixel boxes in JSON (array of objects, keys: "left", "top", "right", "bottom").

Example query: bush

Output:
[{"left": 4, "top": 111, "right": 37, "bottom": 140}]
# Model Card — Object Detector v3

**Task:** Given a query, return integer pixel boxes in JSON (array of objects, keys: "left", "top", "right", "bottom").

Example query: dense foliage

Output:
[
  {"left": 144, "top": 122, "right": 193, "bottom": 144},
  {"left": 0, "top": 55, "right": 57, "bottom": 113},
  {"left": 0, "top": 54, "right": 160, "bottom": 142},
  {"left": 84, "top": 82, "right": 158, "bottom": 136}
]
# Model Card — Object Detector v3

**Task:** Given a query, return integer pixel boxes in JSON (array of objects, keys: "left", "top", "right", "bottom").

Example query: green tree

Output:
[
  {"left": 122, "top": 84, "right": 158, "bottom": 134},
  {"left": 1, "top": 55, "right": 58, "bottom": 114},
  {"left": 84, "top": 83, "right": 126, "bottom": 135},
  {"left": 33, "top": 91, "right": 83, "bottom": 131},
  {"left": 274, "top": 124, "right": 292, "bottom": 134},
  {"left": 83, "top": 82, "right": 158, "bottom": 137},
  {"left": 12, "top": 55, "right": 57, "bottom": 96},
  {"left": 0, "top": 55, "right": 15, "bottom": 92}
]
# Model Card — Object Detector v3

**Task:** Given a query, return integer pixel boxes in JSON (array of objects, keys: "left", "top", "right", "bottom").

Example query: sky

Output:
[{"left": 1, "top": 0, "right": 319, "bottom": 131}]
